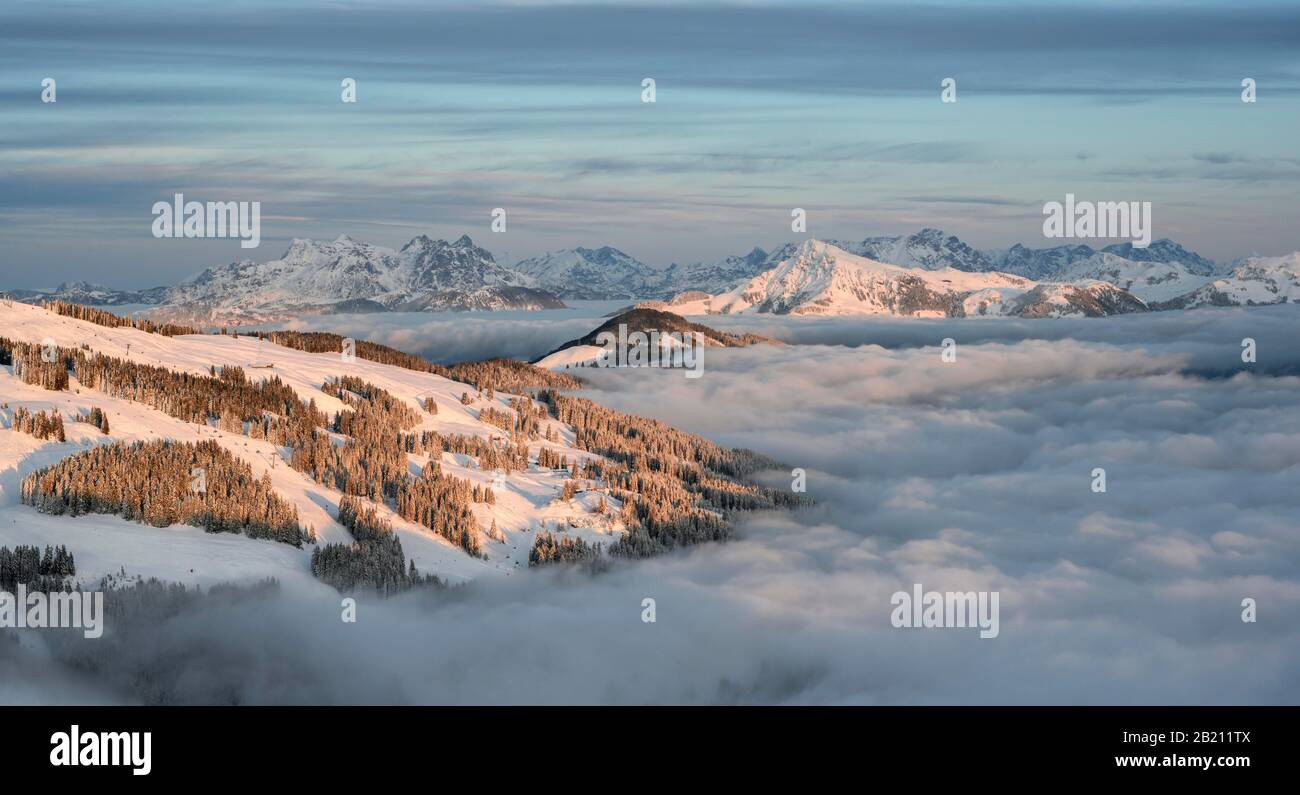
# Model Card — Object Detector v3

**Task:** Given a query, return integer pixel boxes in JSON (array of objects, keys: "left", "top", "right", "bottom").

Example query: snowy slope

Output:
[
  {"left": 0, "top": 301, "right": 625, "bottom": 591},
  {"left": 534, "top": 345, "right": 608, "bottom": 370}
]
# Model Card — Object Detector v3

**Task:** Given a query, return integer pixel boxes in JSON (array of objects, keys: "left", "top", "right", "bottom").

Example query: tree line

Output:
[
  {"left": 394, "top": 462, "right": 482, "bottom": 557},
  {"left": 256, "top": 329, "right": 580, "bottom": 393},
  {"left": 21, "top": 439, "right": 306, "bottom": 546},
  {"left": 311, "top": 495, "right": 440, "bottom": 594},
  {"left": 41, "top": 299, "right": 202, "bottom": 336},
  {"left": 2, "top": 337, "right": 70, "bottom": 390},
  {"left": 529, "top": 531, "right": 601, "bottom": 566},
  {"left": 75, "top": 405, "right": 111, "bottom": 434},
  {"left": 538, "top": 390, "right": 803, "bottom": 558},
  {"left": 0, "top": 544, "right": 76, "bottom": 591},
  {"left": 9, "top": 406, "right": 67, "bottom": 441}
]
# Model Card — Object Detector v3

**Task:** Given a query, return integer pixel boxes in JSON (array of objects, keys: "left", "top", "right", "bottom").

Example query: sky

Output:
[{"left": 2, "top": 0, "right": 1299, "bottom": 289}]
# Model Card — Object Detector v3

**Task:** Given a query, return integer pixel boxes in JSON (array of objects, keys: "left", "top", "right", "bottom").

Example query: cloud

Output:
[
  {"left": 4, "top": 1, "right": 1300, "bottom": 286},
  {"left": 283, "top": 306, "right": 615, "bottom": 364},
  {"left": 5, "top": 306, "right": 1299, "bottom": 704}
]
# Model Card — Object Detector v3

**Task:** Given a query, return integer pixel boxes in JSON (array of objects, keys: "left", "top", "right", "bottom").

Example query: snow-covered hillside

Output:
[
  {"left": 0, "top": 301, "right": 623, "bottom": 591},
  {"left": 532, "top": 306, "right": 777, "bottom": 369}
]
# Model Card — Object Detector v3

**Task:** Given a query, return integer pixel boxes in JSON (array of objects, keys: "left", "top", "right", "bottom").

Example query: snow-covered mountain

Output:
[
  {"left": 1100, "top": 239, "right": 1218, "bottom": 276},
  {"left": 512, "top": 246, "right": 662, "bottom": 299},
  {"left": 7, "top": 281, "right": 169, "bottom": 307},
  {"left": 514, "top": 242, "right": 802, "bottom": 300},
  {"left": 984, "top": 238, "right": 1219, "bottom": 280},
  {"left": 654, "top": 247, "right": 772, "bottom": 298},
  {"left": 8, "top": 229, "right": 1289, "bottom": 321},
  {"left": 984, "top": 243, "right": 1097, "bottom": 280},
  {"left": 157, "top": 234, "right": 563, "bottom": 323},
  {"left": 398, "top": 235, "right": 535, "bottom": 292},
  {"left": 1155, "top": 253, "right": 1300, "bottom": 309},
  {"left": 534, "top": 306, "right": 779, "bottom": 369},
  {"left": 651, "top": 230, "right": 1217, "bottom": 299},
  {"left": 1048, "top": 252, "right": 1213, "bottom": 304},
  {"left": 846, "top": 228, "right": 994, "bottom": 272},
  {"left": 666, "top": 240, "right": 1148, "bottom": 318}
]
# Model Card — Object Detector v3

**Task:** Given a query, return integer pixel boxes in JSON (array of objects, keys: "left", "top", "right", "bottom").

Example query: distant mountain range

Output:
[
  {"left": 154, "top": 234, "right": 566, "bottom": 323},
  {"left": 1153, "top": 252, "right": 1300, "bottom": 309},
  {"left": 8, "top": 228, "right": 1297, "bottom": 322},
  {"left": 660, "top": 240, "right": 1149, "bottom": 318},
  {"left": 3, "top": 281, "right": 169, "bottom": 307},
  {"left": 513, "top": 246, "right": 662, "bottom": 300}
]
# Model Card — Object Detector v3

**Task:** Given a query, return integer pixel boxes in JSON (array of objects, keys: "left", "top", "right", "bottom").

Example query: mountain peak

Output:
[
  {"left": 55, "top": 280, "right": 111, "bottom": 292},
  {"left": 700, "top": 242, "right": 1147, "bottom": 318},
  {"left": 1100, "top": 239, "right": 1217, "bottom": 275},
  {"left": 155, "top": 230, "right": 553, "bottom": 318},
  {"left": 514, "top": 245, "right": 658, "bottom": 299},
  {"left": 400, "top": 234, "right": 436, "bottom": 251},
  {"left": 850, "top": 228, "right": 991, "bottom": 272}
]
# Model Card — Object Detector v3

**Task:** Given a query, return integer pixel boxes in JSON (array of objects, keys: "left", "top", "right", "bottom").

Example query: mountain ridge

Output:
[
  {"left": 662, "top": 240, "right": 1150, "bottom": 318},
  {"left": 9, "top": 228, "right": 1293, "bottom": 319}
]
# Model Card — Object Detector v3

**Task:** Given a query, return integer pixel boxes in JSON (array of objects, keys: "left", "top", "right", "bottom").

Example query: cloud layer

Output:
[{"left": 5, "top": 307, "right": 1298, "bottom": 704}]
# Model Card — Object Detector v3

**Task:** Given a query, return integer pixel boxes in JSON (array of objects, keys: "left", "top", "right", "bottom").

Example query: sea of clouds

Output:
[{"left": 4, "top": 306, "right": 1298, "bottom": 704}]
